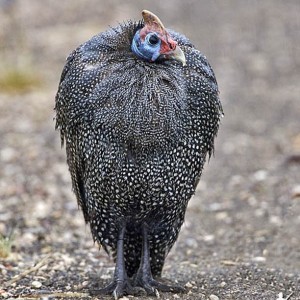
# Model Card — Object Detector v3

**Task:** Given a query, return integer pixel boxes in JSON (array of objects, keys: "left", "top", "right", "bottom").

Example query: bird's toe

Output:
[
  {"left": 90, "top": 278, "right": 145, "bottom": 299},
  {"left": 134, "top": 276, "right": 186, "bottom": 296}
]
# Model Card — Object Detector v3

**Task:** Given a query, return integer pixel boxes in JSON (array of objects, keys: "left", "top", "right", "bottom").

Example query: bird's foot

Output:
[
  {"left": 134, "top": 273, "right": 186, "bottom": 297},
  {"left": 90, "top": 278, "right": 142, "bottom": 299},
  {"left": 133, "top": 224, "right": 186, "bottom": 296},
  {"left": 90, "top": 222, "right": 145, "bottom": 299}
]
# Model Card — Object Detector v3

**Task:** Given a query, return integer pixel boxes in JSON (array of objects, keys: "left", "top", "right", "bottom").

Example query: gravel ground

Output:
[{"left": 0, "top": 1, "right": 299, "bottom": 299}]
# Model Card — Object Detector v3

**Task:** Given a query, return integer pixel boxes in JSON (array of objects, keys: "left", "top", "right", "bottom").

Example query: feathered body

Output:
[{"left": 55, "top": 12, "right": 222, "bottom": 296}]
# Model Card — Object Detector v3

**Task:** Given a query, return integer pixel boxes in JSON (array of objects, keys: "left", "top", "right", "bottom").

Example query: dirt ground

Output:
[{"left": 0, "top": 1, "right": 299, "bottom": 299}]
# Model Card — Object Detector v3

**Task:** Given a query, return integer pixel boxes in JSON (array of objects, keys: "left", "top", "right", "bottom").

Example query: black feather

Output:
[{"left": 55, "top": 19, "right": 222, "bottom": 278}]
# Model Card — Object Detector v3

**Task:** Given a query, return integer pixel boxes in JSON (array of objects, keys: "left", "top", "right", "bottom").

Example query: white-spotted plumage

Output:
[{"left": 55, "top": 19, "right": 222, "bottom": 280}]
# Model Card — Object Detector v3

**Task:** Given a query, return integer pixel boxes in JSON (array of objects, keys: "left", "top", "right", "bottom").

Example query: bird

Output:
[{"left": 55, "top": 10, "right": 223, "bottom": 299}]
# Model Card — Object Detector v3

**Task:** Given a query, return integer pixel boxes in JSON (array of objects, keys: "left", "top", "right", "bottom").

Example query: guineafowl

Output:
[{"left": 55, "top": 10, "right": 223, "bottom": 299}]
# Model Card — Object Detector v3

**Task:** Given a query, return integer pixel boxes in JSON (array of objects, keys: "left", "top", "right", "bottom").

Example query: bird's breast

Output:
[{"left": 87, "top": 60, "right": 189, "bottom": 150}]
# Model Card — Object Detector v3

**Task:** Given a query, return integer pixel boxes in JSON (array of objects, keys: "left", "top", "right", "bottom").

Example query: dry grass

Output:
[
  {"left": 0, "top": 234, "right": 13, "bottom": 258},
  {"left": 0, "top": 68, "right": 41, "bottom": 94}
]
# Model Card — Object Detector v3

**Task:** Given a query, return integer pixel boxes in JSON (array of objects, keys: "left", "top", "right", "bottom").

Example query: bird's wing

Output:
[{"left": 55, "top": 50, "right": 91, "bottom": 223}]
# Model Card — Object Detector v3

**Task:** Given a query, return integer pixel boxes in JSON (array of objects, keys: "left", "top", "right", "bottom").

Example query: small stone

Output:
[
  {"left": 31, "top": 280, "right": 42, "bottom": 288},
  {"left": 221, "top": 260, "right": 238, "bottom": 266},
  {"left": 203, "top": 234, "right": 215, "bottom": 242},
  {"left": 215, "top": 211, "right": 228, "bottom": 221},
  {"left": 0, "top": 147, "right": 16, "bottom": 162},
  {"left": 229, "top": 175, "right": 244, "bottom": 187},
  {"left": 253, "top": 170, "right": 268, "bottom": 181},
  {"left": 291, "top": 185, "right": 300, "bottom": 198},
  {"left": 81, "top": 280, "right": 89, "bottom": 286},
  {"left": 185, "top": 237, "right": 198, "bottom": 247},
  {"left": 220, "top": 281, "right": 227, "bottom": 287},
  {"left": 209, "top": 295, "right": 219, "bottom": 300},
  {"left": 207, "top": 202, "right": 225, "bottom": 212},
  {"left": 269, "top": 215, "right": 282, "bottom": 226},
  {"left": 0, "top": 291, "right": 9, "bottom": 298},
  {"left": 185, "top": 281, "right": 193, "bottom": 288},
  {"left": 252, "top": 256, "right": 266, "bottom": 263},
  {"left": 173, "top": 294, "right": 180, "bottom": 299}
]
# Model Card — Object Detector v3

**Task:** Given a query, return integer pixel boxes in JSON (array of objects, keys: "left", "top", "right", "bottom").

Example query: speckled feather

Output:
[{"left": 55, "top": 20, "right": 222, "bottom": 278}]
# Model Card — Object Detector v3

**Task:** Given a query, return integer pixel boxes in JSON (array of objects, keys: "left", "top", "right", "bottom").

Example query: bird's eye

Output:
[{"left": 147, "top": 34, "right": 159, "bottom": 45}]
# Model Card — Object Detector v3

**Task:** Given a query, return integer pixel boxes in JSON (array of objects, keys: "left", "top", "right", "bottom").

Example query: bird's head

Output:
[{"left": 131, "top": 10, "right": 186, "bottom": 66}]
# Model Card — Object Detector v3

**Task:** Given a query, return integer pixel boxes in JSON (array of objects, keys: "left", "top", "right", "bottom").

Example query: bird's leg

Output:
[
  {"left": 133, "top": 224, "right": 185, "bottom": 296},
  {"left": 90, "top": 221, "right": 135, "bottom": 299}
]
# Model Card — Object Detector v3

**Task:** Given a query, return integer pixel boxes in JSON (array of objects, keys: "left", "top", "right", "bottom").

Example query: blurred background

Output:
[{"left": 0, "top": 0, "right": 299, "bottom": 298}]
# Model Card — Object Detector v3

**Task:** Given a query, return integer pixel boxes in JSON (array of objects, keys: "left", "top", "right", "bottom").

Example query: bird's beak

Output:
[
  {"left": 142, "top": 10, "right": 186, "bottom": 66},
  {"left": 164, "top": 45, "right": 186, "bottom": 66}
]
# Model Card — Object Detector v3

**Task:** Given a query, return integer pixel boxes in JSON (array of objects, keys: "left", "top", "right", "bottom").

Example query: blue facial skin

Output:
[{"left": 131, "top": 30, "right": 162, "bottom": 62}]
